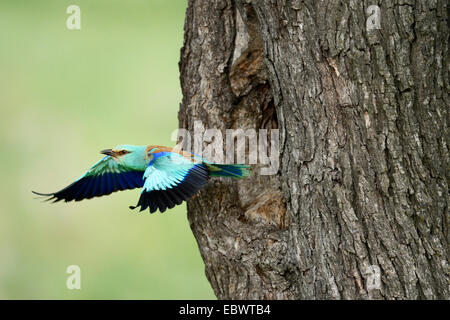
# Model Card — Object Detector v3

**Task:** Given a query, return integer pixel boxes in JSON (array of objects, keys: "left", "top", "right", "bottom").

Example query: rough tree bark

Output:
[{"left": 178, "top": 0, "right": 449, "bottom": 299}]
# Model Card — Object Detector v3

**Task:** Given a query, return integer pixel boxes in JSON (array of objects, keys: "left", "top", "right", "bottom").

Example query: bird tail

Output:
[{"left": 205, "top": 163, "right": 251, "bottom": 179}]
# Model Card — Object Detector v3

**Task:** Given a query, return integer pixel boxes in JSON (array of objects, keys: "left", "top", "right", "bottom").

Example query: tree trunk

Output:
[{"left": 178, "top": 0, "right": 449, "bottom": 299}]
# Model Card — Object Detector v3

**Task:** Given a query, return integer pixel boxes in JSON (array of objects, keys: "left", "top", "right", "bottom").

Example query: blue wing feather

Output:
[
  {"left": 131, "top": 152, "right": 209, "bottom": 213},
  {"left": 33, "top": 156, "right": 145, "bottom": 202}
]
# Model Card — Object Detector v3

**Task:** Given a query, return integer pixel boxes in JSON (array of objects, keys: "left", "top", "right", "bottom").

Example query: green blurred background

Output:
[{"left": 0, "top": 0, "right": 215, "bottom": 299}]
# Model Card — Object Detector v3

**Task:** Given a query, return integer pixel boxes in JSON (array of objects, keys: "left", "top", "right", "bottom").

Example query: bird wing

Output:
[
  {"left": 131, "top": 152, "right": 209, "bottom": 213},
  {"left": 33, "top": 156, "right": 145, "bottom": 202}
]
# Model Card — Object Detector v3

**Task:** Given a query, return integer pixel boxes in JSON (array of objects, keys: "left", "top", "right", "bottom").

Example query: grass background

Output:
[{"left": 0, "top": 0, "right": 215, "bottom": 299}]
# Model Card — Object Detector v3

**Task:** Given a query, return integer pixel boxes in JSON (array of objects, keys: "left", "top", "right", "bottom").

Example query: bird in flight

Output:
[{"left": 33, "top": 145, "right": 250, "bottom": 213}]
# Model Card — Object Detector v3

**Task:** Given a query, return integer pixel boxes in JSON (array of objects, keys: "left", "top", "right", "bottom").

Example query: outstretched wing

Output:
[
  {"left": 131, "top": 152, "right": 209, "bottom": 213},
  {"left": 33, "top": 156, "right": 145, "bottom": 202}
]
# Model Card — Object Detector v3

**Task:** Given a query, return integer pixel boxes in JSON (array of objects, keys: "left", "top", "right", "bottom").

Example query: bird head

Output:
[{"left": 100, "top": 145, "right": 148, "bottom": 170}]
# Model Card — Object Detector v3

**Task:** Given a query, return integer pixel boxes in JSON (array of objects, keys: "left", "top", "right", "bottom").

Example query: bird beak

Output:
[{"left": 100, "top": 149, "right": 114, "bottom": 156}]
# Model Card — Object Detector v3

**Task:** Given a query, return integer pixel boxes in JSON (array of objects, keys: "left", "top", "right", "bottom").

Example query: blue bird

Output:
[{"left": 33, "top": 145, "right": 251, "bottom": 213}]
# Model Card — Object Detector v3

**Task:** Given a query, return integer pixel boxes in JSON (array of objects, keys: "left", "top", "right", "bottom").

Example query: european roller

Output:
[{"left": 33, "top": 145, "right": 250, "bottom": 213}]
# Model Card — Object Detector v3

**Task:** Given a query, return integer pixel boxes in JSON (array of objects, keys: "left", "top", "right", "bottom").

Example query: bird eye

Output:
[{"left": 115, "top": 150, "right": 127, "bottom": 156}]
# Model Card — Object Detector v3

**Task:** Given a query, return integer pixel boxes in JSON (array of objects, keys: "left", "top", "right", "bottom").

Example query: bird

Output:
[{"left": 33, "top": 145, "right": 251, "bottom": 213}]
